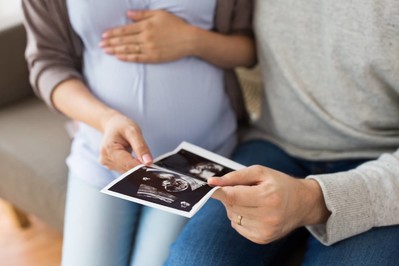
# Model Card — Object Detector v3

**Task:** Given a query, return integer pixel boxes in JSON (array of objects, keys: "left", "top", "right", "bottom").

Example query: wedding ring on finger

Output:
[
  {"left": 237, "top": 215, "right": 243, "bottom": 226},
  {"left": 134, "top": 43, "right": 142, "bottom": 54}
]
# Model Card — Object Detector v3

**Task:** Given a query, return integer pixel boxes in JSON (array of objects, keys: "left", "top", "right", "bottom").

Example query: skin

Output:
[
  {"left": 52, "top": 10, "right": 255, "bottom": 174},
  {"left": 208, "top": 165, "right": 331, "bottom": 245},
  {"left": 52, "top": 79, "right": 153, "bottom": 173},
  {"left": 99, "top": 10, "right": 256, "bottom": 68}
]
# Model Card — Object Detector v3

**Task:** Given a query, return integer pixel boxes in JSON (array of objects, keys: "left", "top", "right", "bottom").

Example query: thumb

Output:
[
  {"left": 211, "top": 188, "right": 227, "bottom": 202},
  {"left": 208, "top": 165, "right": 264, "bottom": 187},
  {"left": 127, "top": 10, "right": 153, "bottom": 21}
]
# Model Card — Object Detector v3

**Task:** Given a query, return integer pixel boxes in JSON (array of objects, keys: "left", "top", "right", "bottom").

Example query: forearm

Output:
[
  {"left": 52, "top": 79, "right": 118, "bottom": 132},
  {"left": 187, "top": 26, "right": 256, "bottom": 69}
]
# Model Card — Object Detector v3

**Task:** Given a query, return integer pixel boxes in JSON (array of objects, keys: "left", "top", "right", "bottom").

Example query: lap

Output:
[
  {"left": 166, "top": 198, "right": 290, "bottom": 266},
  {"left": 131, "top": 207, "right": 188, "bottom": 266},
  {"left": 62, "top": 173, "right": 141, "bottom": 266},
  {"left": 231, "top": 140, "right": 308, "bottom": 176},
  {"left": 166, "top": 139, "right": 396, "bottom": 265},
  {"left": 62, "top": 173, "right": 187, "bottom": 266},
  {"left": 165, "top": 140, "right": 311, "bottom": 266},
  {"left": 303, "top": 226, "right": 399, "bottom": 266}
]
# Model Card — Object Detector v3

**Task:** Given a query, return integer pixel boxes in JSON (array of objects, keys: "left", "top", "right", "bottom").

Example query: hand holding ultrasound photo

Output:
[{"left": 101, "top": 142, "right": 244, "bottom": 217}]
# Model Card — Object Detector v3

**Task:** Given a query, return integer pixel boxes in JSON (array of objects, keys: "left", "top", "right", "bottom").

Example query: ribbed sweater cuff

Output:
[{"left": 305, "top": 171, "right": 373, "bottom": 245}]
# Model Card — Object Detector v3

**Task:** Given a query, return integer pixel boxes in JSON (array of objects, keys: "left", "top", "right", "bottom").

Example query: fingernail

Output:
[
  {"left": 210, "top": 176, "right": 223, "bottom": 182},
  {"left": 208, "top": 177, "right": 218, "bottom": 184},
  {"left": 128, "top": 10, "right": 136, "bottom": 16},
  {"left": 99, "top": 41, "right": 106, "bottom": 47},
  {"left": 104, "top": 48, "right": 113, "bottom": 54},
  {"left": 142, "top": 154, "right": 153, "bottom": 165},
  {"left": 102, "top": 32, "right": 109, "bottom": 38}
]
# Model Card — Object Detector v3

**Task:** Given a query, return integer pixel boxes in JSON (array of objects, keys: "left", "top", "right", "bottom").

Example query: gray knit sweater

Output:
[{"left": 252, "top": 0, "right": 399, "bottom": 245}]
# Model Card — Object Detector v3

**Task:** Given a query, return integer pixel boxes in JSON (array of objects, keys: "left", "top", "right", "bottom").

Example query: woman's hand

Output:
[
  {"left": 51, "top": 80, "right": 153, "bottom": 174},
  {"left": 99, "top": 110, "right": 153, "bottom": 173},
  {"left": 99, "top": 10, "right": 195, "bottom": 63},
  {"left": 100, "top": 10, "right": 256, "bottom": 68},
  {"left": 209, "top": 165, "right": 330, "bottom": 245}
]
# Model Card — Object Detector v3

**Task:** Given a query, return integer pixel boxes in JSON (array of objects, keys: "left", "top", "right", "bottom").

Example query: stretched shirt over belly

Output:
[{"left": 66, "top": 0, "right": 236, "bottom": 186}]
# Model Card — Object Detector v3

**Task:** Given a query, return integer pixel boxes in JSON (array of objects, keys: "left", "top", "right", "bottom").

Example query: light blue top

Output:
[{"left": 66, "top": 0, "right": 237, "bottom": 187}]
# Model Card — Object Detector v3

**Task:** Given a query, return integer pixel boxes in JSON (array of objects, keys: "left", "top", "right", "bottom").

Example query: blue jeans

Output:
[
  {"left": 165, "top": 140, "right": 399, "bottom": 266},
  {"left": 62, "top": 173, "right": 188, "bottom": 266}
]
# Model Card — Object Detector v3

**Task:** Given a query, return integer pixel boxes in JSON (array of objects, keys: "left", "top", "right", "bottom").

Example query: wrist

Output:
[
  {"left": 299, "top": 179, "right": 331, "bottom": 226},
  {"left": 186, "top": 25, "right": 207, "bottom": 58},
  {"left": 99, "top": 108, "right": 120, "bottom": 132}
]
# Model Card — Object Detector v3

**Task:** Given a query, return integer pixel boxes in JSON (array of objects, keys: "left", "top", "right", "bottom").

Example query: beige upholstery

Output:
[
  {"left": 236, "top": 66, "right": 263, "bottom": 121},
  {"left": 0, "top": 21, "right": 70, "bottom": 233},
  {"left": 0, "top": 98, "right": 69, "bottom": 232}
]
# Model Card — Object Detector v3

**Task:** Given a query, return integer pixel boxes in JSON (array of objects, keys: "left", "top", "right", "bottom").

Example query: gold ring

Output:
[
  {"left": 237, "top": 215, "right": 243, "bottom": 226},
  {"left": 135, "top": 43, "right": 142, "bottom": 54}
]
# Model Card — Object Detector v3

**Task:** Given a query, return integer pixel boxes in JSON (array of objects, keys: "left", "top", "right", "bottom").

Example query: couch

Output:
[{"left": 0, "top": 19, "right": 70, "bottom": 233}]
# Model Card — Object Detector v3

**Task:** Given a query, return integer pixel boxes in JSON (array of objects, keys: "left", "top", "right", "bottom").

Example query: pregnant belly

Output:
[{"left": 84, "top": 55, "right": 236, "bottom": 155}]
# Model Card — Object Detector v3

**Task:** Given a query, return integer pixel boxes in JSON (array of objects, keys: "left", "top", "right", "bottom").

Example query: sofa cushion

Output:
[{"left": 0, "top": 97, "right": 69, "bottom": 233}]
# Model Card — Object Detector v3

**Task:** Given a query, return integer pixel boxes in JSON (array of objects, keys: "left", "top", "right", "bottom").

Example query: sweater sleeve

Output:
[
  {"left": 215, "top": 0, "right": 253, "bottom": 35},
  {"left": 22, "top": 0, "right": 83, "bottom": 110},
  {"left": 230, "top": 0, "right": 253, "bottom": 35},
  {"left": 306, "top": 149, "right": 399, "bottom": 245}
]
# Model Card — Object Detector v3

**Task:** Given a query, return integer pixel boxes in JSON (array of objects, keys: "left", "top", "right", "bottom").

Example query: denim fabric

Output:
[
  {"left": 62, "top": 173, "right": 187, "bottom": 266},
  {"left": 303, "top": 225, "right": 399, "bottom": 266},
  {"left": 165, "top": 140, "right": 399, "bottom": 265}
]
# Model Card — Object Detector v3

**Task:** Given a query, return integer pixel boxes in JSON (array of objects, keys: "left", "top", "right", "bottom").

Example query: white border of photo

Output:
[{"left": 101, "top": 142, "right": 245, "bottom": 217}]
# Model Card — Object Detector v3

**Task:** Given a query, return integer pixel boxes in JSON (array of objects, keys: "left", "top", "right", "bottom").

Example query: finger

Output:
[
  {"left": 208, "top": 165, "right": 267, "bottom": 186},
  {"left": 117, "top": 54, "right": 139, "bottom": 62},
  {"left": 105, "top": 44, "right": 143, "bottom": 55},
  {"left": 127, "top": 10, "right": 154, "bottom": 21},
  {"left": 227, "top": 209, "right": 259, "bottom": 239},
  {"left": 99, "top": 35, "right": 139, "bottom": 48},
  {"left": 230, "top": 219, "right": 272, "bottom": 245},
  {"left": 211, "top": 185, "right": 265, "bottom": 207},
  {"left": 117, "top": 54, "right": 157, "bottom": 64},
  {"left": 101, "top": 157, "right": 127, "bottom": 173},
  {"left": 226, "top": 210, "right": 267, "bottom": 234},
  {"left": 227, "top": 206, "right": 276, "bottom": 230},
  {"left": 109, "top": 149, "right": 142, "bottom": 173},
  {"left": 117, "top": 53, "right": 159, "bottom": 64},
  {"left": 101, "top": 24, "right": 142, "bottom": 39},
  {"left": 228, "top": 205, "right": 262, "bottom": 218},
  {"left": 124, "top": 125, "right": 153, "bottom": 165},
  {"left": 99, "top": 154, "right": 113, "bottom": 169},
  {"left": 211, "top": 188, "right": 226, "bottom": 202},
  {"left": 100, "top": 150, "right": 140, "bottom": 173},
  {"left": 225, "top": 208, "right": 277, "bottom": 245}
]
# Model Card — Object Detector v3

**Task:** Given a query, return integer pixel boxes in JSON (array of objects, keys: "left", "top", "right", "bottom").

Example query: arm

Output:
[
  {"left": 186, "top": 26, "right": 255, "bottom": 68},
  {"left": 22, "top": 0, "right": 153, "bottom": 172},
  {"left": 99, "top": 10, "right": 256, "bottom": 68},
  {"left": 52, "top": 79, "right": 153, "bottom": 172},
  {"left": 307, "top": 150, "right": 399, "bottom": 245},
  {"left": 22, "top": 0, "right": 83, "bottom": 108},
  {"left": 210, "top": 149, "right": 399, "bottom": 245}
]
